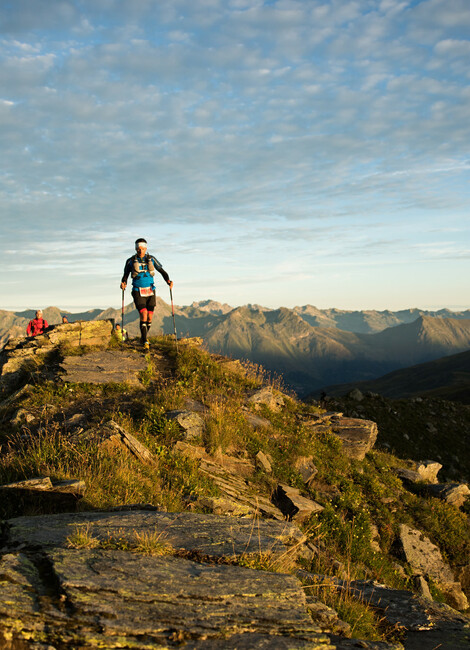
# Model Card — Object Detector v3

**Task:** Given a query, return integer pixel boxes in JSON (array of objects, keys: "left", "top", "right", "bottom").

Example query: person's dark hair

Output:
[{"left": 135, "top": 238, "right": 147, "bottom": 246}]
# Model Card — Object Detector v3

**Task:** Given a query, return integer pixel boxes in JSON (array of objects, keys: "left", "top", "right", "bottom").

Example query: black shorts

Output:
[{"left": 132, "top": 289, "right": 156, "bottom": 312}]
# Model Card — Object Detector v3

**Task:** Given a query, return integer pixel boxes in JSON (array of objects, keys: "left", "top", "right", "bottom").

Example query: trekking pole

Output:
[
  {"left": 121, "top": 289, "right": 125, "bottom": 343},
  {"left": 169, "top": 286, "right": 178, "bottom": 354}
]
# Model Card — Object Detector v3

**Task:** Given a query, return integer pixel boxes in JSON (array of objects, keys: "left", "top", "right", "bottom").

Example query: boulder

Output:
[
  {"left": 416, "top": 460, "right": 442, "bottom": 483},
  {"left": 424, "top": 483, "right": 470, "bottom": 508},
  {"left": 399, "top": 524, "right": 468, "bottom": 611},
  {"left": 246, "top": 386, "right": 285, "bottom": 412},
  {"left": 394, "top": 467, "right": 422, "bottom": 484},
  {"left": 272, "top": 484, "right": 324, "bottom": 523},
  {"left": 165, "top": 409, "right": 205, "bottom": 440},
  {"left": 330, "top": 417, "right": 378, "bottom": 460}
]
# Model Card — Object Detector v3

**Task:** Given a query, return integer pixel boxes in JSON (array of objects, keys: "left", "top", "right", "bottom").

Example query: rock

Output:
[
  {"left": 3, "top": 510, "right": 308, "bottom": 560},
  {"left": 424, "top": 483, "right": 470, "bottom": 508},
  {"left": 175, "top": 441, "right": 255, "bottom": 478},
  {"left": 348, "top": 388, "right": 364, "bottom": 401},
  {"left": 300, "top": 571, "right": 470, "bottom": 647},
  {"left": 64, "top": 412, "right": 87, "bottom": 428},
  {"left": 100, "top": 420, "right": 157, "bottom": 466},
  {"left": 193, "top": 496, "right": 253, "bottom": 517},
  {"left": 330, "top": 417, "right": 378, "bottom": 460},
  {"left": 272, "top": 484, "right": 324, "bottom": 523},
  {"left": 246, "top": 386, "right": 285, "bottom": 412},
  {"left": 245, "top": 411, "right": 271, "bottom": 429},
  {"left": 305, "top": 599, "right": 351, "bottom": 636},
  {"left": 416, "top": 460, "right": 442, "bottom": 483},
  {"left": 414, "top": 575, "right": 433, "bottom": 600},
  {"left": 59, "top": 349, "right": 147, "bottom": 385},
  {"left": 176, "top": 336, "right": 203, "bottom": 347},
  {"left": 0, "top": 383, "right": 34, "bottom": 407},
  {"left": 440, "top": 582, "right": 470, "bottom": 611},
  {"left": 426, "top": 421, "right": 438, "bottom": 434},
  {"left": 399, "top": 524, "right": 468, "bottom": 611},
  {"left": 10, "top": 407, "right": 36, "bottom": 425},
  {"left": 214, "top": 357, "right": 250, "bottom": 378},
  {"left": 0, "top": 321, "right": 114, "bottom": 389},
  {"left": 166, "top": 409, "right": 205, "bottom": 440},
  {"left": 255, "top": 450, "right": 272, "bottom": 473},
  {"left": 1, "top": 476, "right": 53, "bottom": 490},
  {"left": 174, "top": 442, "right": 283, "bottom": 519},
  {"left": 0, "top": 547, "right": 325, "bottom": 649},
  {"left": 394, "top": 467, "right": 422, "bottom": 483},
  {"left": 295, "top": 457, "right": 318, "bottom": 485}
]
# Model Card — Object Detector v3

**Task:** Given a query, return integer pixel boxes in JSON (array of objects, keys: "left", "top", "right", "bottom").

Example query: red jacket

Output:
[{"left": 26, "top": 318, "right": 49, "bottom": 337}]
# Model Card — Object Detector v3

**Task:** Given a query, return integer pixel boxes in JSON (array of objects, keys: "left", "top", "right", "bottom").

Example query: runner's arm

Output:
[
  {"left": 151, "top": 256, "right": 171, "bottom": 285},
  {"left": 120, "top": 258, "right": 132, "bottom": 289}
]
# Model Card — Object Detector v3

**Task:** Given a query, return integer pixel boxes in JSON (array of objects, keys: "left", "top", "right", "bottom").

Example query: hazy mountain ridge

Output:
[{"left": 1, "top": 303, "right": 469, "bottom": 395}]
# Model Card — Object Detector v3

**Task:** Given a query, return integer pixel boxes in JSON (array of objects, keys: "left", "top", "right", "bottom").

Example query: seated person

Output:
[
  {"left": 114, "top": 323, "right": 128, "bottom": 341},
  {"left": 26, "top": 310, "right": 49, "bottom": 337}
]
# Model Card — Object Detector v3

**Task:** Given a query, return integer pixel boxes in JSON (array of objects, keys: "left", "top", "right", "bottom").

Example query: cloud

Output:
[{"left": 0, "top": 0, "right": 469, "bottom": 311}]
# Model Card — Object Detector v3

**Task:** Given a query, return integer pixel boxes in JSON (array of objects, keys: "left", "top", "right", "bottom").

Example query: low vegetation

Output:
[{"left": 0, "top": 335, "right": 469, "bottom": 643}]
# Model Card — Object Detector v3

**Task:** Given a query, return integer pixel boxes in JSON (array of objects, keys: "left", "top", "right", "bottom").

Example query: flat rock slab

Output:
[
  {"left": 0, "top": 549, "right": 329, "bottom": 649},
  {"left": 4, "top": 510, "right": 305, "bottom": 558},
  {"left": 59, "top": 349, "right": 147, "bottom": 384},
  {"left": 299, "top": 572, "right": 470, "bottom": 649}
]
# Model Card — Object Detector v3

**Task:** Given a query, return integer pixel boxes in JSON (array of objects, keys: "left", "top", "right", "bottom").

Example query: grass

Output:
[{"left": 66, "top": 524, "right": 174, "bottom": 556}]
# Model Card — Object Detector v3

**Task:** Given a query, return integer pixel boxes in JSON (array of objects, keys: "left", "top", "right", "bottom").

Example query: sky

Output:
[{"left": 1, "top": 0, "right": 469, "bottom": 313}]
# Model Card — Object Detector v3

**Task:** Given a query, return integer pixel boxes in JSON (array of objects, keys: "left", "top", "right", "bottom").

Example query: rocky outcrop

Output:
[
  {"left": 165, "top": 409, "right": 205, "bottom": 440},
  {"left": 0, "top": 511, "right": 331, "bottom": 649},
  {"left": 399, "top": 524, "right": 468, "bottom": 611},
  {"left": 59, "top": 348, "right": 147, "bottom": 384},
  {"left": 0, "top": 320, "right": 113, "bottom": 390},
  {"left": 299, "top": 571, "right": 470, "bottom": 649},
  {"left": 246, "top": 386, "right": 286, "bottom": 412}
]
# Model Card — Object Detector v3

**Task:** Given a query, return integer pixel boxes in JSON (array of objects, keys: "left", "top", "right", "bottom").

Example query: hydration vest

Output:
[{"left": 131, "top": 254, "right": 156, "bottom": 279}]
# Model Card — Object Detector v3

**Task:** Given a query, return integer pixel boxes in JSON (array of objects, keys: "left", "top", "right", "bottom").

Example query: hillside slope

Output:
[
  {"left": 0, "top": 328, "right": 469, "bottom": 646},
  {"left": 318, "top": 349, "right": 470, "bottom": 404}
]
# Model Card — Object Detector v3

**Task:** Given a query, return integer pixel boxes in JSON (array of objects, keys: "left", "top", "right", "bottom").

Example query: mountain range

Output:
[{"left": 2, "top": 301, "right": 470, "bottom": 396}]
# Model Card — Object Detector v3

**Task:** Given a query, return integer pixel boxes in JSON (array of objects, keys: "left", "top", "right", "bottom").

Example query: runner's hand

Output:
[
  {"left": 168, "top": 280, "right": 174, "bottom": 289},
  {"left": 120, "top": 282, "right": 127, "bottom": 290}
]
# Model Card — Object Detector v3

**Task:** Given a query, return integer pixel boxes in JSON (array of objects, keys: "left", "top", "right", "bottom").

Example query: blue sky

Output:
[{"left": 1, "top": 0, "right": 469, "bottom": 312}]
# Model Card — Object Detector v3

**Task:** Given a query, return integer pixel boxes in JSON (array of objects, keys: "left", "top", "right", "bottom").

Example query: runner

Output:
[
  {"left": 120, "top": 238, "right": 173, "bottom": 349},
  {"left": 26, "top": 310, "right": 49, "bottom": 337}
]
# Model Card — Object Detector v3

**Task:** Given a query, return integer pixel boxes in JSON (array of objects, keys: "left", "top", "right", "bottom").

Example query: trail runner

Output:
[{"left": 120, "top": 238, "right": 173, "bottom": 350}]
